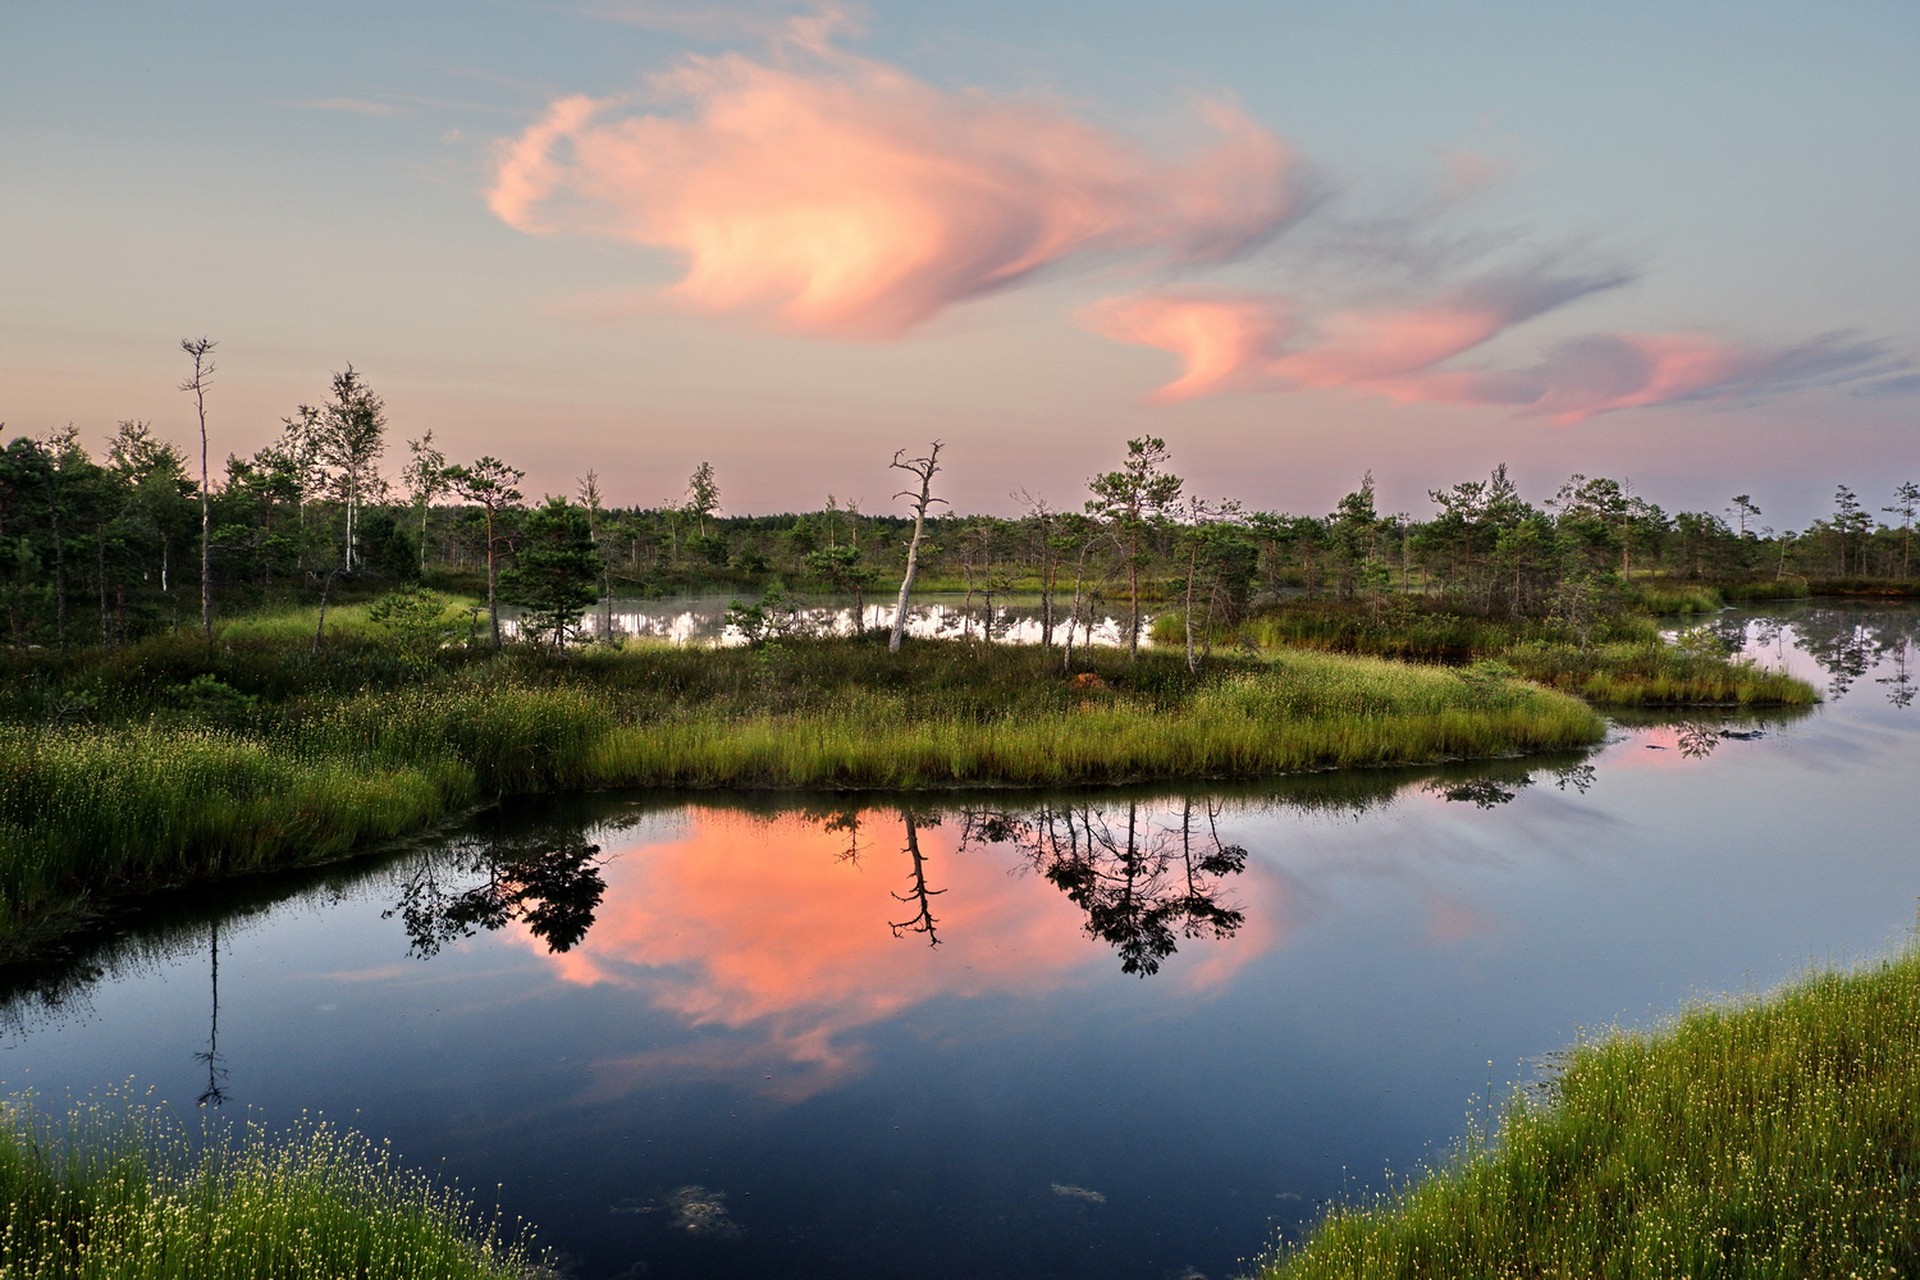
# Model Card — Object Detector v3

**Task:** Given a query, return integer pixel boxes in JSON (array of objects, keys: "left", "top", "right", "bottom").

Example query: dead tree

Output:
[
  {"left": 179, "top": 337, "right": 216, "bottom": 645},
  {"left": 888, "top": 441, "right": 946, "bottom": 653}
]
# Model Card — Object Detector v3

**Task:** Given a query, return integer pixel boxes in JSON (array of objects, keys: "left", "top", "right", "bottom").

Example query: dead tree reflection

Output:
[
  {"left": 889, "top": 811, "right": 945, "bottom": 946},
  {"left": 194, "top": 920, "right": 228, "bottom": 1107},
  {"left": 961, "top": 799, "right": 1248, "bottom": 976},
  {"left": 389, "top": 836, "right": 605, "bottom": 958}
]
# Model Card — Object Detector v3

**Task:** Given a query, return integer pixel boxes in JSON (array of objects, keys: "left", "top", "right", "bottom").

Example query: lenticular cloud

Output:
[{"left": 488, "top": 44, "right": 1305, "bottom": 339}]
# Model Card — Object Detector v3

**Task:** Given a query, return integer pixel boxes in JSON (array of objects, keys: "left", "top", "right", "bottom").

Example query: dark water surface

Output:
[{"left": 4, "top": 603, "right": 1917, "bottom": 1280}]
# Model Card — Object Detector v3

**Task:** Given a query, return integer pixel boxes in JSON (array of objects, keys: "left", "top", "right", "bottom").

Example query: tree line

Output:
[{"left": 3, "top": 353, "right": 1916, "bottom": 655}]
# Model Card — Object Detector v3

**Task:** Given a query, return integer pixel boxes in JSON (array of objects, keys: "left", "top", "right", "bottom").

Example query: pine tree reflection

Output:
[
  {"left": 956, "top": 799, "right": 1248, "bottom": 976},
  {"left": 389, "top": 836, "right": 606, "bottom": 957}
]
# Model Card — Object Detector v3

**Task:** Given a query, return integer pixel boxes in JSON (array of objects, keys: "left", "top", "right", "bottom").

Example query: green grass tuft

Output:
[
  {"left": 0, "top": 1090, "right": 536, "bottom": 1278},
  {"left": 1263, "top": 949, "right": 1920, "bottom": 1279}
]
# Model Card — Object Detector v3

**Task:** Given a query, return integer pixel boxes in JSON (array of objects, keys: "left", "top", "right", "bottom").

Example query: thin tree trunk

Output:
[
  {"left": 485, "top": 506, "right": 502, "bottom": 648},
  {"left": 888, "top": 463, "right": 936, "bottom": 653},
  {"left": 313, "top": 569, "right": 337, "bottom": 654},
  {"left": 98, "top": 539, "right": 111, "bottom": 651},
  {"left": 1183, "top": 540, "right": 1198, "bottom": 674}
]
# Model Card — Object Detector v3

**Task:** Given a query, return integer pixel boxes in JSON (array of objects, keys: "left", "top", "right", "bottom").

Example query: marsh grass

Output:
[
  {"left": 1629, "top": 582, "right": 1725, "bottom": 614},
  {"left": 1167, "top": 599, "right": 1817, "bottom": 707},
  {"left": 1263, "top": 948, "right": 1920, "bottom": 1279},
  {"left": 0, "top": 631, "right": 1602, "bottom": 952},
  {"left": 0, "top": 1091, "right": 534, "bottom": 1278},
  {"left": 1502, "top": 642, "right": 1820, "bottom": 707}
]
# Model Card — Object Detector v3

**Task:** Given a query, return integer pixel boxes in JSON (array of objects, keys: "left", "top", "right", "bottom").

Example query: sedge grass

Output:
[
  {"left": 0, "top": 1090, "right": 535, "bottom": 1279},
  {"left": 0, "top": 635, "right": 1603, "bottom": 954},
  {"left": 1262, "top": 948, "right": 1920, "bottom": 1280},
  {"left": 1171, "top": 599, "right": 1818, "bottom": 708}
]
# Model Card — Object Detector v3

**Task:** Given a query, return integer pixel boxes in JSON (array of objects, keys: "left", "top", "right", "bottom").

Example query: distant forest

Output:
[{"left": 3, "top": 359, "right": 1916, "bottom": 650}]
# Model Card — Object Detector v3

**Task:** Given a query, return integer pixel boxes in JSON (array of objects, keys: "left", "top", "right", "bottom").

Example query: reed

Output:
[
  {"left": 0, "top": 1090, "right": 535, "bottom": 1278},
  {"left": 1263, "top": 948, "right": 1920, "bottom": 1279}
]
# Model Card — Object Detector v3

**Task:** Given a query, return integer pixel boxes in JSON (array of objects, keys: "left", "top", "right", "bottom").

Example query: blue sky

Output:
[{"left": 3, "top": 1, "right": 1914, "bottom": 525}]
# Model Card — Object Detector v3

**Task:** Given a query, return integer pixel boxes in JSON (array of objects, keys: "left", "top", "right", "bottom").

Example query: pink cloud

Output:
[
  {"left": 1391, "top": 331, "right": 1898, "bottom": 424},
  {"left": 510, "top": 805, "right": 1287, "bottom": 1098},
  {"left": 1089, "top": 268, "right": 1894, "bottom": 422},
  {"left": 1086, "top": 261, "right": 1625, "bottom": 402},
  {"left": 487, "top": 34, "right": 1305, "bottom": 338}
]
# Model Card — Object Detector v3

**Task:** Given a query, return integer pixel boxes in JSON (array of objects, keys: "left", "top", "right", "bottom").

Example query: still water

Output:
[
  {"left": 498, "top": 593, "right": 1143, "bottom": 648},
  {"left": 4, "top": 603, "right": 1916, "bottom": 1280}
]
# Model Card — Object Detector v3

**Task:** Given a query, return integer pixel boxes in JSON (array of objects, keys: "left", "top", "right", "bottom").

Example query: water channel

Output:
[{"left": 3, "top": 602, "right": 1916, "bottom": 1279}]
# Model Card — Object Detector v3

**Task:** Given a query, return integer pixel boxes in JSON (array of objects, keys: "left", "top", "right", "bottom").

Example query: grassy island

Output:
[
  {"left": 1263, "top": 949, "right": 1920, "bottom": 1279},
  {"left": 0, "top": 1092, "right": 533, "bottom": 1279},
  {"left": 0, "top": 614, "right": 1605, "bottom": 956}
]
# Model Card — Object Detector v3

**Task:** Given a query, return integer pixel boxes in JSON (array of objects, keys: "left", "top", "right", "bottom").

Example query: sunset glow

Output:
[
  {"left": 516, "top": 807, "right": 1285, "bottom": 1098},
  {"left": 3, "top": 2, "right": 1914, "bottom": 518}
]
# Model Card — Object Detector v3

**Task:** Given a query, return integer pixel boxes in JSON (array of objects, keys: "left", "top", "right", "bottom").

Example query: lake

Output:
[{"left": 3, "top": 602, "right": 1914, "bottom": 1280}]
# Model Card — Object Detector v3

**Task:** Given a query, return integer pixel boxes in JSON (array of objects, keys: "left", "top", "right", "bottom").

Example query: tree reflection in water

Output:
[
  {"left": 889, "top": 811, "right": 945, "bottom": 947},
  {"left": 1737, "top": 606, "right": 1920, "bottom": 705},
  {"left": 954, "top": 799, "right": 1248, "bottom": 977},
  {"left": 388, "top": 835, "right": 606, "bottom": 958}
]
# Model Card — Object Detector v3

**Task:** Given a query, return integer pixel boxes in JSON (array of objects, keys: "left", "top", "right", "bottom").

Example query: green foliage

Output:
[
  {"left": 501, "top": 497, "right": 600, "bottom": 648},
  {"left": 1264, "top": 950, "right": 1920, "bottom": 1279},
  {"left": 0, "top": 1090, "right": 534, "bottom": 1278},
  {"left": 365, "top": 588, "right": 464, "bottom": 660}
]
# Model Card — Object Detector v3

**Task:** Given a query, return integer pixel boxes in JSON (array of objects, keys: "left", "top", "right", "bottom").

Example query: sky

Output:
[{"left": 2, "top": 0, "right": 1916, "bottom": 526}]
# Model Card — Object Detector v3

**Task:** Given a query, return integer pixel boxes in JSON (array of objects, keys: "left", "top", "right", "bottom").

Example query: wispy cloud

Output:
[
  {"left": 486, "top": 19, "right": 1308, "bottom": 338},
  {"left": 304, "top": 96, "right": 403, "bottom": 116},
  {"left": 583, "top": 0, "right": 861, "bottom": 44},
  {"left": 1090, "top": 272, "right": 1900, "bottom": 423},
  {"left": 1085, "top": 257, "right": 1631, "bottom": 402}
]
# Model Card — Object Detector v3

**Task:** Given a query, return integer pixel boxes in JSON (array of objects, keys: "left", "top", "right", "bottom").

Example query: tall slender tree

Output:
[
  {"left": 1883, "top": 482, "right": 1918, "bottom": 578},
  {"left": 403, "top": 430, "right": 449, "bottom": 574},
  {"left": 887, "top": 441, "right": 945, "bottom": 653},
  {"left": 445, "top": 456, "right": 524, "bottom": 647},
  {"left": 578, "top": 469, "right": 614, "bottom": 639},
  {"left": 317, "top": 366, "right": 386, "bottom": 571},
  {"left": 1087, "top": 437, "right": 1182, "bottom": 660},
  {"left": 179, "top": 337, "right": 216, "bottom": 643}
]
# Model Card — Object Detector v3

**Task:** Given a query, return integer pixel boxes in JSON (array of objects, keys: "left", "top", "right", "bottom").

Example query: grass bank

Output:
[
  {"left": 0, "top": 1091, "right": 534, "bottom": 1278},
  {"left": 1161, "top": 600, "right": 1819, "bottom": 707},
  {"left": 0, "top": 623, "right": 1604, "bottom": 956},
  {"left": 1263, "top": 948, "right": 1920, "bottom": 1279}
]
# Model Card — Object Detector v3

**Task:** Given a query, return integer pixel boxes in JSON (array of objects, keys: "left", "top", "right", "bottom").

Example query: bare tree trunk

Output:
[
  {"left": 1183, "top": 540, "right": 1199, "bottom": 674},
  {"left": 46, "top": 466, "right": 67, "bottom": 652},
  {"left": 313, "top": 568, "right": 338, "bottom": 655},
  {"left": 485, "top": 506, "right": 502, "bottom": 648},
  {"left": 1126, "top": 554, "right": 1141, "bottom": 662},
  {"left": 888, "top": 443, "right": 945, "bottom": 653},
  {"left": 180, "top": 337, "right": 216, "bottom": 647}
]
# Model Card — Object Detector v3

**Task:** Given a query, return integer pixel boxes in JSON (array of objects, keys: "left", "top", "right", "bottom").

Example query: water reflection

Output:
[
  {"left": 2, "top": 603, "right": 1916, "bottom": 1280},
  {"left": 388, "top": 831, "right": 606, "bottom": 958},
  {"left": 957, "top": 801, "right": 1248, "bottom": 977},
  {"left": 498, "top": 593, "right": 1147, "bottom": 649},
  {"left": 194, "top": 922, "right": 228, "bottom": 1107},
  {"left": 1727, "top": 604, "right": 1920, "bottom": 705}
]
